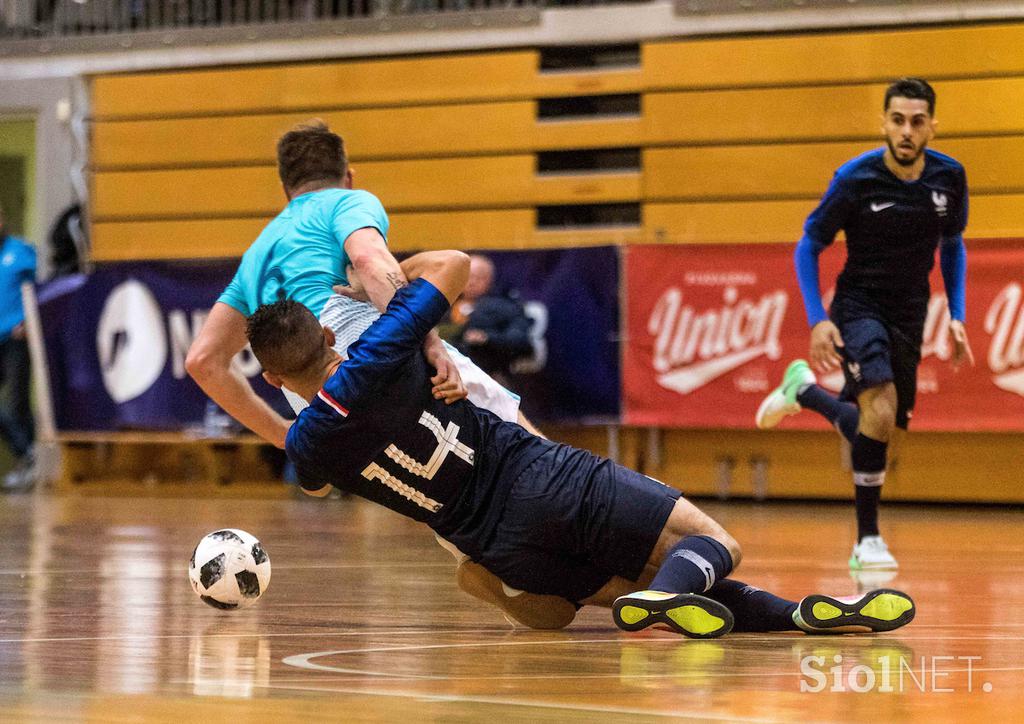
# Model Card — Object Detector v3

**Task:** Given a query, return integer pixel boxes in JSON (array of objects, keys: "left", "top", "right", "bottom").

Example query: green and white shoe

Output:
[
  {"left": 793, "top": 588, "right": 915, "bottom": 634},
  {"left": 756, "top": 360, "right": 817, "bottom": 429},
  {"left": 849, "top": 535, "right": 899, "bottom": 571},
  {"left": 612, "top": 591, "right": 734, "bottom": 639}
]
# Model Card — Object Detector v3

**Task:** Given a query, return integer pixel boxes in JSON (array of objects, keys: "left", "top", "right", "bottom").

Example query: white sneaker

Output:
[
  {"left": 849, "top": 535, "right": 898, "bottom": 571},
  {"left": 755, "top": 360, "right": 817, "bottom": 429}
]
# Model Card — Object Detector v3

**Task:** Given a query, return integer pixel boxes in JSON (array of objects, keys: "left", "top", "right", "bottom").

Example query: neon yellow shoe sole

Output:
[
  {"left": 794, "top": 588, "right": 915, "bottom": 634},
  {"left": 612, "top": 591, "right": 734, "bottom": 639}
]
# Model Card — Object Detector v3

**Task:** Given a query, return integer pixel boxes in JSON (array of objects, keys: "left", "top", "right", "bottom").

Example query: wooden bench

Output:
[{"left": 54, "top": 431, "right": 289, "bottom": 496}]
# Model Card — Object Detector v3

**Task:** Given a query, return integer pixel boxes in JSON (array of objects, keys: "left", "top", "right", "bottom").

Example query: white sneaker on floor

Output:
[
  {"left": 755, "top": 360, "right": 817, "bottom": 429},
  {"left": 849, "top": 535, "right": 898, "bottom": 571}
]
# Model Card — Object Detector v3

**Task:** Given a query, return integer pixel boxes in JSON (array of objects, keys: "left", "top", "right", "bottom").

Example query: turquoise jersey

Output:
[
  {"left": 218, "top": 188, "right": 389, "bottom": 317},
  {"left": 0, "top": 235, "right": 36, "bottom": 342}
]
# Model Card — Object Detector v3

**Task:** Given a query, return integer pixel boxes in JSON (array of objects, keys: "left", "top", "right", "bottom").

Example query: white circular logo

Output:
[{"left": 97, "top": 279, "right": 168, "bottom": 403}]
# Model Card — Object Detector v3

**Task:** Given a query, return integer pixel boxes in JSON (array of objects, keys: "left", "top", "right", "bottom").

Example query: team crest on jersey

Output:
[{"left": 932, "top": 191, "right": 948, "bottom": 217}]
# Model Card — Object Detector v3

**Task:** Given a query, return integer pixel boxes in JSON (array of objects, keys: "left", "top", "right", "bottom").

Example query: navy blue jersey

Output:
[
  {"left": 286, "top": 279, "right": 553, "bottom": 558},
  {"left": 804, "top": 148, "right": 967, "bottom": 324}
]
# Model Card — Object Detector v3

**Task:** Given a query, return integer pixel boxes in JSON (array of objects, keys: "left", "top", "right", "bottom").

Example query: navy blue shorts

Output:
[
  {"left": 832, "top": 299, "right": 922, "bottom": 430},
  {"left": 477, "top": 445, "right": 681, "bottom": 603}
]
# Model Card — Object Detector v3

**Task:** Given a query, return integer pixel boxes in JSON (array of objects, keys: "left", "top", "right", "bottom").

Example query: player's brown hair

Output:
[
  {"left": 885, "top": 77, "right": 936, "bottom": 116},
  {"left": 247, "top": 300, "right": 327, "bottom": 377},
  {"left": 276, "top": 119, "right": 348, "bottom": 194}
]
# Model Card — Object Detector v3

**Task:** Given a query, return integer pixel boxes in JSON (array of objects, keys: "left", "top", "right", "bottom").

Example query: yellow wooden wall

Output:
[
  {"left": 88, "top": 22, "right": 1024, "bottom": 502},
  {"left": 90, "top": 22, "right": 1024, "bottom": 259}
]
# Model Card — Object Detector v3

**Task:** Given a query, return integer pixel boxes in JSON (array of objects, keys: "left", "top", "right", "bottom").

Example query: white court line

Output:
[
  {"left": 0, "top": 627, "right": 505, "bottom": 645},
  {"left": 250, "top": 681, "right": 806, "bottom": 724},
  {"left": 10, "top": 626, "right": 1024, "bottom": 645},
  {"left": 282, "top": 639, "right": 1024, "bottom": 676},
  {"left": 0, "top": 562, "right": 457, "bottom": 576}
]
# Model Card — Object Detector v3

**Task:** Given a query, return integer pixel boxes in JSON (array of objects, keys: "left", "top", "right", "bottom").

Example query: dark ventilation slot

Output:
[
  {"left": 537, "top": 94, "right": 641, "bottom": 120},
  {"left": 537, "top": 203, "right": 641, "bottom": 229},
  {"left": 540, "top": 44, "right": 641, "bottom": 72},
  {"left": 536, "top": 148, "right": 641, "bottom": 174}
]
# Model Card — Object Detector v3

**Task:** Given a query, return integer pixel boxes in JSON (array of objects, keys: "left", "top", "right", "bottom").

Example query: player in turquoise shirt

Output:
[
  {"left": 188, "top": 120, "right": 550, "bottom": 629},
  {"left": 217, "top": 187, "right": 389, "bottom": 319},
  {"left": 188, "top": 120, "right": 523, "bottom": 451}
]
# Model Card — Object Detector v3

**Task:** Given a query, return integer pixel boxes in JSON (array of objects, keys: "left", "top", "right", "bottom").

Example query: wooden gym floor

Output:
[{"left": 1, "top": 492, "right": 1021, "bottom": 722}]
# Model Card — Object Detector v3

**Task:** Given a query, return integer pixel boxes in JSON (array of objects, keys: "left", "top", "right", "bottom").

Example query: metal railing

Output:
[{"left": 0, "top": 0, "right": 644, "bottom": 39}]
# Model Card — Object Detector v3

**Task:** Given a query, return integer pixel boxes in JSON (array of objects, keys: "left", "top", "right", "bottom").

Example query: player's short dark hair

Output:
[
  {"left": 276, "top": 119, "right": 348, "bottom": 193},
  {"left": 884, "top": 77, "right": 936, "bottom": 116},
  {"left": 247, "top": 300, "right": 326, "bottom": 376}
]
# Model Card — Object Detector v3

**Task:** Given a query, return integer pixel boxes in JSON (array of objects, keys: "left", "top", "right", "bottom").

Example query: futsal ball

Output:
[{"left": 188, "top": 529, "right": 271, "bottom": 610}]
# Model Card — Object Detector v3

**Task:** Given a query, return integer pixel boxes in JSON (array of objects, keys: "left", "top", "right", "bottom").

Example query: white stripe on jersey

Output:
[{"left": 316, "top": 389, "right": 349, "bottom": 417}]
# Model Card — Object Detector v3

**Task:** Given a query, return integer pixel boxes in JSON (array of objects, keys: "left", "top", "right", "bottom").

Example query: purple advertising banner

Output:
[
  {"left": 37, "top": 262, "right": 284, "bottom": 431},
  {"left": 37, "top": 249, "right": 619, "bottom": 431}
]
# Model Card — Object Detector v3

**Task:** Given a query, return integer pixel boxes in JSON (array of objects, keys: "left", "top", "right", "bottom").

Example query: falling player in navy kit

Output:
[
  {"left": 756, "top": 78, "right": 974, "bottom": 571},
  {"left": 248, "top": 249, "right": 916, "bottom": 637}
]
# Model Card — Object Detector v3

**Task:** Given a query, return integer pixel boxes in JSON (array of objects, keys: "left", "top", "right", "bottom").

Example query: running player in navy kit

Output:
[
  {"left": 756, "top": 78, "right": 974, "bottom": 571},
  {"left": 248, "top": 249, "right": 916, "bottom": 637}
]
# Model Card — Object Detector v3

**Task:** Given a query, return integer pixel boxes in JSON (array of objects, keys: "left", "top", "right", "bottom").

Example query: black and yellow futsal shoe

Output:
[
  {"left": 793, "top": 588, "right": 915, "bottom": 634},
  {"left": 612, "top": 591, "right": 734, "bottom": 638}
]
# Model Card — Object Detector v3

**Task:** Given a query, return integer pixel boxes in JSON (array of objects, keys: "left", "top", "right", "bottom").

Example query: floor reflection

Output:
[{"left": 189, "top": 621, "right": 270, "bottom": 698}]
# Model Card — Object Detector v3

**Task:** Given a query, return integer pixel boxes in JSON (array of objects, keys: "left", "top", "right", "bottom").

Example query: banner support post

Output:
[{"left": 21, "top": 281, "right": 60, "bottom": 488}]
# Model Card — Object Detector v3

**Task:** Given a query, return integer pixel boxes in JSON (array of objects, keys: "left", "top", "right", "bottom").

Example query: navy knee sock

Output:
[
  {"left": 851, "top": 433, "right": 887, "bottom": 541},
  {"left": 650, "top": 535, "right": 734, "bottom": 595},
  {"left": 704, "top": 579, "right": 798, "bottom": 632},
  {"left": 796, "top": 384, "right": 859, "bottom": 443}
]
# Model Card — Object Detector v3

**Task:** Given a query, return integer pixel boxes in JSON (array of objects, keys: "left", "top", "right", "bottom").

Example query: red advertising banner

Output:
[{"left": 623, "top": 241, "right": 1024, "bottom": 431}]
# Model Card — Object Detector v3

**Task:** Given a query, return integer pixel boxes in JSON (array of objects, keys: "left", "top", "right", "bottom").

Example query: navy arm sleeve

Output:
[
  {"left": 940, "top": 234, "right": 967, "bottom": 322},
  {"left": 320, "top": 278, "right": 450, "bottom": 412},
  {"left": 940, "top": 167, "right": 969, "bottom": 322},
  {"left": 796, "top": 173, "right": 853, "bottom": 327},
  {"left": 795, "top": 236, "right": 830, "bottom": 327}
]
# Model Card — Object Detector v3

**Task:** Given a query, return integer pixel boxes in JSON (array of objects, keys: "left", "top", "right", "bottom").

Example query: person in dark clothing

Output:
[
  {"left": 247, "top": 249, "right": 917, "bottom": 638},
  {"left": 447, "top": 254, "right": 533, "bottom": 383},
  {"left": 0, "top": 203, "right": 37, "bottom": 491},
  {"left": 755, "top": 78, "right": 972, "bottom": 571}
]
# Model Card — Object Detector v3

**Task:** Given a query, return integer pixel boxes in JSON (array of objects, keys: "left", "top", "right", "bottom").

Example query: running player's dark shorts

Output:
[
  {"left": 478, "top": 445, "right": 681, "bottom": 603},
  {"left": 831, "top": 295, "right": 923, "bottom": 430}
]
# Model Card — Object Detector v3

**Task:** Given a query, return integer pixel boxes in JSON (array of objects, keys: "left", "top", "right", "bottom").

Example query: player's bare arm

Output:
[
  {"left": 341, "top": 234, "right": 467, "bottom": 404},
  {"left": 343, "top": 227, "right": 409, "bottom": 313},
  {"left": 185, "top": 302, "right": 292, "bottom": 448},
  {"left": 949, "top": 319, "right": 974, "bottom": 368}
]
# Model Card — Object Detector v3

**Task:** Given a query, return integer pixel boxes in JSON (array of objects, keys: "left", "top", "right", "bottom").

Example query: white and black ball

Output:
[{"left": 188, "top": 529, "right": 271, "bottom": 610}]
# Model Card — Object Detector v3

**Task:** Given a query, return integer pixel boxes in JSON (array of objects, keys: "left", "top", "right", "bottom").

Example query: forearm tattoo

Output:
[{"left": 386, "top": 272, "right": 408, "bottom": 291}]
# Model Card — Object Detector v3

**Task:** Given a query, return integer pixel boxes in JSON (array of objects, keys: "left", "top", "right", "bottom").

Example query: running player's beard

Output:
[{"left": 886, "top": 137, "right": 925, "bottom": 167}]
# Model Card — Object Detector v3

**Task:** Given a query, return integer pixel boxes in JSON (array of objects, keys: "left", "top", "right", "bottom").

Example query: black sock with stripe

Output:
[
  {"left": 796, "top": 384, "right": 860, "bottom": 443},
  {"left": 649, "top": 535, "right": 734, "bottom": 595}
]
